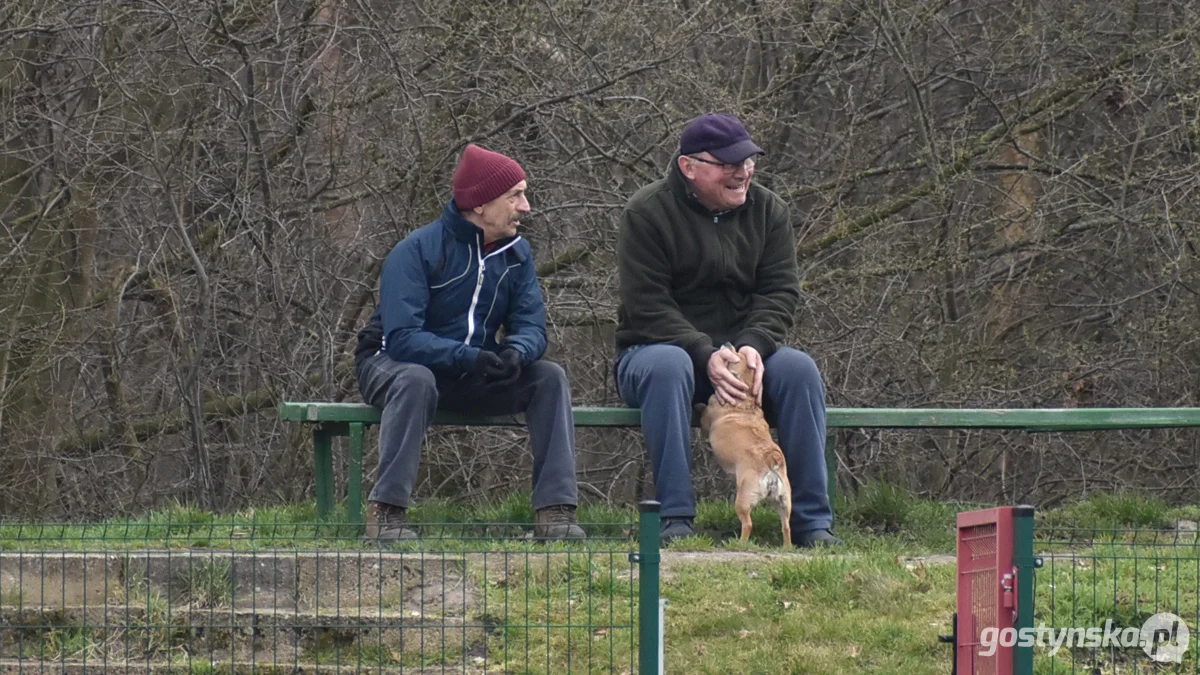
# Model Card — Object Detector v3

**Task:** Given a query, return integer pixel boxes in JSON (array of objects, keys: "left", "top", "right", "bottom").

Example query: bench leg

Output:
[
  {"left": 825, "top": 432, "right": 837, "bottom": 522},
  {"left": 348, "top": 422, "right": 365, "bottom": 529},
  {"left": 314, "top": 427, "right": 334, "bottom": 520}
]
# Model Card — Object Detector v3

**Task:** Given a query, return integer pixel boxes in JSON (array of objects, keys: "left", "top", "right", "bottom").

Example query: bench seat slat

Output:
[{"left": 279, "top": 402, "right": 1200, "bottom": 430}]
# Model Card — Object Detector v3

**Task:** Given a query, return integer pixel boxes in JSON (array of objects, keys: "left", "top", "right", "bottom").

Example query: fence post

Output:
[
  {"left": 636, "top": 500, "right": 662, "bottom": 674},
  {"left": 1012, "top": 505, "right": 1037, "bottom": 675}
]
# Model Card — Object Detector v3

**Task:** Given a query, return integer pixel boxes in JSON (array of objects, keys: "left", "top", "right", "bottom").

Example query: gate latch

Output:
[{"left": 1001, "top": 566, "right": 1018, "bottom": 621}]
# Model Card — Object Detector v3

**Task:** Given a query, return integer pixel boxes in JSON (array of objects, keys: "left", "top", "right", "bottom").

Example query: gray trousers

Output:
[{"left": 356, "top": 352, "right": 579, "bottom": 510}]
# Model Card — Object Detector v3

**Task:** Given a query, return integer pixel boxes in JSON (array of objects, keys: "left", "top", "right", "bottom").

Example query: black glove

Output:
[
  {"left": 490, "top": 348, "right": 522, "bottom": 387},
  {"left": 473, "top": 350, "right": 507, "bottom": 380},
  {"left": 354, "top": 316, "right": 384, "bottom": 366}
]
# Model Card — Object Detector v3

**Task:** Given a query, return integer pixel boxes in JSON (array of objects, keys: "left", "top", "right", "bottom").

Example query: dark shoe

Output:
[
  {"left": 364, "top": 501, "right": 418, "bottom": 542},
  {"left": 534, "top": 504, "right": 587, "bottom": 541},
  {"left": 795, "top": 528, "right": 843, "bottom": 548},
  {"left": 660, "top": 518, "right": 695, "bottom": 544}
]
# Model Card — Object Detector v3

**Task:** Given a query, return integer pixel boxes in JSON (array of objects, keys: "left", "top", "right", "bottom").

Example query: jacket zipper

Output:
[
  {"left": 463, "top": 233, "right": 522, "bottom": 345},
  {"left": 465, "top": 236, "right": 486, "bottom": 345}
]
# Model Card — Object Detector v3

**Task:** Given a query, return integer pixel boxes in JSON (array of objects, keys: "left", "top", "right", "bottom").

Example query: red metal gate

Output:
[{"left": 957, "top": 507, "right": 1016, "bottom": 674}]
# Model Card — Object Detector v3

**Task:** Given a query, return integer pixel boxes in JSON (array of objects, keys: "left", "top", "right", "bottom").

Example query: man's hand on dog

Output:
[
  {"left": 737, "top": 345, "right": 764, "bottom": 406},
  {"left": 707, "top": 345, "right": 763, "bottom": 406}
]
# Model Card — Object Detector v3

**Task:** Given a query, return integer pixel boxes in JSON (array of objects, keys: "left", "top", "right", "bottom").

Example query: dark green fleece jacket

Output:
[{"left": 615, "top": 159, "right": 800, "bottom": 375}]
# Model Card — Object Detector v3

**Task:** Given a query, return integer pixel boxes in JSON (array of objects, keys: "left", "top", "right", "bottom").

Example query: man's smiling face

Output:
[{"left": 678, "top": 153, "right": 755, "bottom": 213}]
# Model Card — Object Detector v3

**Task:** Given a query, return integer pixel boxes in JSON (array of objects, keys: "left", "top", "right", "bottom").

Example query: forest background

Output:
[{"left": 2, "top": 0, "right": 1198, "bottom": 518}]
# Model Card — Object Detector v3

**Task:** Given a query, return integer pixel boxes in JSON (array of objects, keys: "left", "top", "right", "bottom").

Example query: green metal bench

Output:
[{"left": 278, "top": 402, "right": 1200, "bottom": 527}]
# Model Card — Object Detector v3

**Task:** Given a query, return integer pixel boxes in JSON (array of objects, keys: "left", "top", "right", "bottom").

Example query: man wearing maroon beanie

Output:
[{"left": 354, "top": 144, "right": 585, "bottom": 542}]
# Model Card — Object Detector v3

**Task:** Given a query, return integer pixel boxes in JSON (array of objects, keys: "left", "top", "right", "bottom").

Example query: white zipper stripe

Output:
[
  {"left": 430, "top": 249, "right": 472, "bottom": 289},
  {"left": 480, "top": 264, "right": 518, "bottom": 332},
  {"left": 464, "top": 238, "right": 484, "bottom": 345},
  {"left": 486, "top": 237, "right": 521, "bottom": 258},
  {"left": 463, "top": 235, "right": 523, "bottom": 346}
]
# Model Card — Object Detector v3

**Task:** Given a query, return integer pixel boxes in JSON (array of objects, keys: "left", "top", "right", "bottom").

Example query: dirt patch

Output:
[{"left": 660, "top": 550, "right": 955, "bottom": 567}]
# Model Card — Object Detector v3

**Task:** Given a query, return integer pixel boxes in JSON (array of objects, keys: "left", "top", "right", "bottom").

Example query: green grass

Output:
[
  {"left": 177, "top": 557, "right": 233, "bottom": 608},
  {"left": 672, "top": 485, "right": 964, "bottom": 556},
  {"left": 0, "top": 493, "right": 635, "bottom": 552},
  {"left": 5, "top": 486, "right": 1200, "bottom": 672},
  {"left": 1039, "top": 490, "right": 1175, "bottom": 531},
  {"left": 459, "top": 548, "right": 957, "bottom": 674},
  {"left": 40, "top": 626, "right": 98, "bottom": 660},
  {"left": 473, "top": 550, "right": 639, "bottom": 673},
  {"left": 664, "top": 552, "right": 954, "bottom": 674}
]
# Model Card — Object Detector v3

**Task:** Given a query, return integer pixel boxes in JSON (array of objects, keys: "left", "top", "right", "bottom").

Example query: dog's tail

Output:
[{"left": 761, "top": 466, "right": 788, "bottom": 502}]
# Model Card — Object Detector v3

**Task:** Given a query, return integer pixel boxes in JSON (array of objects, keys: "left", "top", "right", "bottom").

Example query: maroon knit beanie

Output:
[{"left": 452, "top": 144, "right": 526, "bottom": 210}]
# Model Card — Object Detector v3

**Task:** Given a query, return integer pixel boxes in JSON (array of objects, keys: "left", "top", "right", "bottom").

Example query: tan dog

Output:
[{"left": 700, "top": 345, "right": 792, "bottom": 546}]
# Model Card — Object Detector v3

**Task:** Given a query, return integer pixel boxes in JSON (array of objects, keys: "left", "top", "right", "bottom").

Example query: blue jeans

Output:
[{"left": 615, "top": 344, "right": 832, "bottom": 531}]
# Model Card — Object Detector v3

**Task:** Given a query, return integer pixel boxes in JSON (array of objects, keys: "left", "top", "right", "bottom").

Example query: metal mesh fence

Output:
[
  {"left": 1032, "top": 525, "right": 1200, "bottom": 674},
  {"left": 0, "top": 514, "right": 654, "bottom": 674}
]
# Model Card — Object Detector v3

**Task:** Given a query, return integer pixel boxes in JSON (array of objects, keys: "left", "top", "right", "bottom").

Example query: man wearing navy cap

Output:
[{"left": 614, "top": 113, "right": 839, "bottom": 548}]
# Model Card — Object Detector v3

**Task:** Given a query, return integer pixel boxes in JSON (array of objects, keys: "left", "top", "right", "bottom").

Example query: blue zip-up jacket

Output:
[{"left": 369, "top": 200, "right": 548, "bottom": 376}]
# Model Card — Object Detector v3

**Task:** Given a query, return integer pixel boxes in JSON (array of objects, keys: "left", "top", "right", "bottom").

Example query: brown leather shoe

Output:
[
  {"left": 534, "top": 504, "right": 587, "bottom": 541},
  {"left": 364, "top": 501, "right": 418, "bottom": 542}
]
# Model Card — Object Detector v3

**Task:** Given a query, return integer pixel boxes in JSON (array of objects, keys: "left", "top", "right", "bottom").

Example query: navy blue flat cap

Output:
[{"left": 679, "top": 113, "right": 766, "bottom": 163}]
